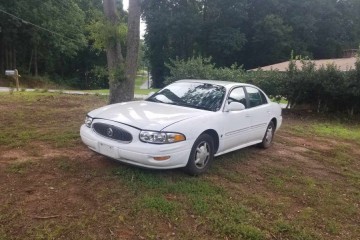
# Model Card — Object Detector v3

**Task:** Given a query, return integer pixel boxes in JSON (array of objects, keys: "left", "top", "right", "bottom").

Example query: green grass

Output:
[
  {"left": 1, "top": 93, "right": 360, "bottom": 240},
  {"left": 140, "top": 196, "right": 179, "bottom": 217},
  {"left": 273, "top": 219, "right": 319, "bottom": 240},
  {"left": 112, "top": 167, "right": 266, "bottom": 239},
  {"left": 313, "top": 123, "right": 360, "bottom": 143},
  {"left": 0, "top": 92, "right": 106, "bottom": 149},
  {"left": 84, "top": 87, "right": 159, "bottom": 96},
  {"left": 83, "top": 75, "right": 160, "bottom": 96},
  {"left": 135, "top": 73, "right": 147, "bottom": 88},
  {"left": 285, "top": 120, "right": 360, "bottom": 143},
  {"left": 6, "top": 161, "right": 34, "bottom": 174},
  {"left": 56, "top": 156, "right": 76, "bottom": 172}
]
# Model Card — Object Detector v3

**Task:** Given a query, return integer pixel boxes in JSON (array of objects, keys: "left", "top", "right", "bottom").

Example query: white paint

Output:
[{"left": 5, "top": 70, "right": 15, "bottom": 76}]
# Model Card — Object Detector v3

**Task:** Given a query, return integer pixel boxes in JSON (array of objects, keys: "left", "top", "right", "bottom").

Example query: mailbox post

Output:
[{"left": 5, "top": 69, "right": 20, "bottom": 91}]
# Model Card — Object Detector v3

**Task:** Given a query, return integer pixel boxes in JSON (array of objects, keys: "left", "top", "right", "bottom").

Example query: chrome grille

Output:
[{"left": 92, "top": 123, "right": 132, "bottom": 143}]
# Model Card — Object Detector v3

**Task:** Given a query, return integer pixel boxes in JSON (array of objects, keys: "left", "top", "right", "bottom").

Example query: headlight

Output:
[
  {"left": 139, "top": 131, "right": 186, "bottom": 144},
  {"left": 85, "top": 116, "right": 93, "bottom": 128}
]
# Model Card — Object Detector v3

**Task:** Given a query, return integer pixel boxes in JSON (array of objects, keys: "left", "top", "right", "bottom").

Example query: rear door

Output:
[{"left": 244, "top": 87, "right": 271, "bottom": 141}]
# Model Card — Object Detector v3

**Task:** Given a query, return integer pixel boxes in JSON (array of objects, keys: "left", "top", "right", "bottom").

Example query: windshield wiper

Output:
[
  {"left": 146, "top": 98, "right": 164, "bottom": 103},
  {"left": 148, "top": 98, "right": 211, "bottom": 111},
  {"left": 191, "top": 105, "right": 211, "bottom": 111},
  {"left": 167, "top": 102, "right": 210, "bottom": 111}
]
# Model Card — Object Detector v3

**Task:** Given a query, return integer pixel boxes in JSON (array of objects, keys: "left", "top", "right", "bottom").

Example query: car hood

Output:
[{"left": 88, "top": 101, "right": 207, "bottom": 131}]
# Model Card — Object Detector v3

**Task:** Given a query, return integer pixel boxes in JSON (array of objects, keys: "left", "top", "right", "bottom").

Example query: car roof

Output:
[{"left": 175, "top": 79, "right": 254, "bottom": 89}]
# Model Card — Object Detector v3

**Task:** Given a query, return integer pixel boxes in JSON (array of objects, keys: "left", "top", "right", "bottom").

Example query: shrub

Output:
[{"left": 166, "top": 56, "right": 360, "bottom": 114}]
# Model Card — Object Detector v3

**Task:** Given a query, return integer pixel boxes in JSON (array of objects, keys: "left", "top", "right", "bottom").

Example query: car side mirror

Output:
[{"left": 225, "top": 102, "right": 246, "bottom": 112}]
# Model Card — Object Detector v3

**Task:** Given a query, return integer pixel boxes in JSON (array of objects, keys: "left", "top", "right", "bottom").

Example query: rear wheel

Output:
[
  {"left": 259, "top": 121, "right": 275, "bottom": 149},
  {"left": 184, "top": 134, "right": 214, "bottom": 176}
]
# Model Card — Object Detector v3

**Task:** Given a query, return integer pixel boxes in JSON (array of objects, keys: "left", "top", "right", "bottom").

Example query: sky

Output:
[{"left": 122, "top": 0, "right": 146, "bottom": 39}]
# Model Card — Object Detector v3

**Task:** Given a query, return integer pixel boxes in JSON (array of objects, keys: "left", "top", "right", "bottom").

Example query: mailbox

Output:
[
  {"left": 5, "top": 70, "right": 16, "bottom": 76},
  {"left": 5, "top": 69, "right": 20, "bottom": 91}
]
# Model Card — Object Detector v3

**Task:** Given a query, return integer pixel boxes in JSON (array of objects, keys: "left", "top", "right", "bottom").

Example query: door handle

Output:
[{"left": 245, "top": 114, "right": 251, "bottom": 118}]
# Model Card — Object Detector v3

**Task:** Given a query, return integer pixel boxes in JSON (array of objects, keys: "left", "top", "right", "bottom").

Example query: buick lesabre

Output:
[{"left": 80, "top": 80, "right": 282, "bottom": 175}]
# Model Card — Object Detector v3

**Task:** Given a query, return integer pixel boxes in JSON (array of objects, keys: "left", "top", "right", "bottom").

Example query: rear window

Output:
[{"left": 246, "top": 87, "right": 266, "bottom": 108}]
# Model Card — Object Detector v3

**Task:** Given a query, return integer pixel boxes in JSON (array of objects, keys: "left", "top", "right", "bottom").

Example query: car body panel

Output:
[
  {"left": 87, "top": 101, "right": 208, "bottom": 131},
  {"left": 219, "top": 110, "right": 252, "bottom": 151}
]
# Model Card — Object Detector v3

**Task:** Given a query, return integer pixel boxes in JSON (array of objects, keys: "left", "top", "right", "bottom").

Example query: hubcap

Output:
[
  {"left": 194, "top": 141, "right": 210, "bottom": 169},
  {"left": 265, "top": 126, "right": 273, "bottom": 144}
]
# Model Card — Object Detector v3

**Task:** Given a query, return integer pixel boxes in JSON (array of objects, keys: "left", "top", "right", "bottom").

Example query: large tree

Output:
[
  {"left": 143, "top": 0, "right": 203, "bottom": 88},
  {"left": 0, "top": 0, "right": 86, "bottom": 76},
  {"left": 103, "top": 0, "right": 141, "bottom": 104},
  {"left": 143, "top": 0, "right": 360, "bottom": 85}
]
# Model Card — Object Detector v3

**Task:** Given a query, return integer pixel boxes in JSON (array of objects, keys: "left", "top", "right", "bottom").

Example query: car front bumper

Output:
[{"left": 80, "top": 123, "right": 193, "bottom": 169}]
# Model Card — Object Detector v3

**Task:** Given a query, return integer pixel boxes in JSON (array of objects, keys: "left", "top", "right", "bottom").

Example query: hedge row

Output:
[{"left": 166, "top": 57, "right": 360, "bottom": 115}]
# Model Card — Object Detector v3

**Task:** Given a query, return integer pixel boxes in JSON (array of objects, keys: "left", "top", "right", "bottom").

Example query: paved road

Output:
[
  {"left": 139, "top": 75, "right": 152, "bottom": 90},
  {"left": 0, "top": 87, "right": 147, "bottom": 99}
]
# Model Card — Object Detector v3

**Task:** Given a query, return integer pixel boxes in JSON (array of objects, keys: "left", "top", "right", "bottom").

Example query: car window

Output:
[
  {"left": 228, "top": 87, "right": 247, "bottom": 107},
  {"left": 259, "top": 90, "right": 268, "bottom": 104},
  {"left": 245, "top": 87, "right": 264, "bottom": 108},
  {"left": 147, "top": 82, "right": 226, "bottom": 112}
]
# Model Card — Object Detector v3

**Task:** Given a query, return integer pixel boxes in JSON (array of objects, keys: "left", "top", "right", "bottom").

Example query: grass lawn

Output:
[{"left": 0, "top": 92, "right": 359, "bottom": 239}]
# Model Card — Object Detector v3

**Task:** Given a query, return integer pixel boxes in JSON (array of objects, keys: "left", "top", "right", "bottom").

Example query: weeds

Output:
[
  {"left": 140, "top": 196, "right": 179, "bottom": 216},
  {"left": 313, "top": 123, "right": 360, "bottom": 143},
  {"left": 6, "top": 161, "right": 34, "bottom": 174}
]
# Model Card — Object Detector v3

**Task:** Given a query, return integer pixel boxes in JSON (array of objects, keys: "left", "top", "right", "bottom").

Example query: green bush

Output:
[
  {"left": 165, "top": 56, "right": 286, "bottom": 100},
  {"left": 166, "top": 56, "right": 360, "bottom": 114}
]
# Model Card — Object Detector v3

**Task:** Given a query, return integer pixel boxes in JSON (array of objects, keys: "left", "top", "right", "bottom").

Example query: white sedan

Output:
[{"left": 80, "top": 80, "right": 282, "bottom": 175}]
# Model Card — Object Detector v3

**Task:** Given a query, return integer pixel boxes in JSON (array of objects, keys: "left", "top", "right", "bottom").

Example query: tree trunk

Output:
[
  {"left": 103, "top": 0, "right": 125, "bottom": 104},
  {"left": 8, "top": 45, "right": 12, "bottom": 69},
  {"left": 13, "top": 46, "right": 16, "bottom": 69},
  {"left": 28, "top": 50, "right": 33, "bottom": 73},
  {"left": 103, "top": 0, "right": 141, "bottom": 104},
  {"left": 34, "top": 44, "right": 38, "bottom": 77},
  {"left": 124, "top": 0, "right": 141, "bottom": 100},
  {"left": 5, "top": 45, "right": 9, "bottom": 69},
  {"left": 0, "top": 31, "right": 3, "bottom": 75}
]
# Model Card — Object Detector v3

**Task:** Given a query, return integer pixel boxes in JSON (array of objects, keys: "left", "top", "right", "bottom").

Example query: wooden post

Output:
[{"left": 14, "top": 69, "right": 19, "bottom": 91}]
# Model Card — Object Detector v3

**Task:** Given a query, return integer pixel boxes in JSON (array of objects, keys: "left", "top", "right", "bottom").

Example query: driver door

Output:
[{"left": 219, "top": 87, "right": 252, "bottom": 152}]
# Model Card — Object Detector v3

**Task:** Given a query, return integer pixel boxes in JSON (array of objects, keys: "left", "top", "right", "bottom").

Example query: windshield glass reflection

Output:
[{"left": 147, "top": 82, "right": 226, "bottom": 112}]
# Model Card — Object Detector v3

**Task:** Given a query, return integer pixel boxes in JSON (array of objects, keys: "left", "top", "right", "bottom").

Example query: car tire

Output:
[
  {"left": 184, "top": 134, "right": 214, "bottom": 176},
  {"left": 259, "top": 121, "right": 275, "bottom": 149}
]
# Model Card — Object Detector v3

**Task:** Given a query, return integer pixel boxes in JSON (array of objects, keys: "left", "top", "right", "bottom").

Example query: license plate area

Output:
[{"left": 99, "top": 142, "right": 118, "bottom": 159}]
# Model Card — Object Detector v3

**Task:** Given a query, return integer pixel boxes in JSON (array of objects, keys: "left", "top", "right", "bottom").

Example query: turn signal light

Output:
[{"left": 153, "top": 156, "right": 170, "bottom": 161}]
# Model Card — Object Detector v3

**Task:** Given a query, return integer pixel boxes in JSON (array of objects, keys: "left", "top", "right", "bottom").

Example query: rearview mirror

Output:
[{"left": 225, "top": 102, "right": 246, "bottom": 112}]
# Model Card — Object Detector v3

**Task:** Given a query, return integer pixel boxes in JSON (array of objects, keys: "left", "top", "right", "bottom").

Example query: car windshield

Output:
[{"left": 146, "top": 82, "right": 226, "bottom": 112}]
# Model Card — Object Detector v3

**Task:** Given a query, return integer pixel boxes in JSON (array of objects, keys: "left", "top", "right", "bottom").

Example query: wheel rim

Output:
[
  {"left": 265, "top": 126, "right": 273, "bottom": 144},
  {"left": 194, "top": 141, "right": 210, "bottom": 169}
]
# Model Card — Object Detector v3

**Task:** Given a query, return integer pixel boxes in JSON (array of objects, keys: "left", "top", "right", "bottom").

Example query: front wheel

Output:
[
  {"left": 184, "top": 134, "right": 214, "bottom": 176},
  {"left": 259, "top": 121, "right": 275, "bottom": 149}
]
